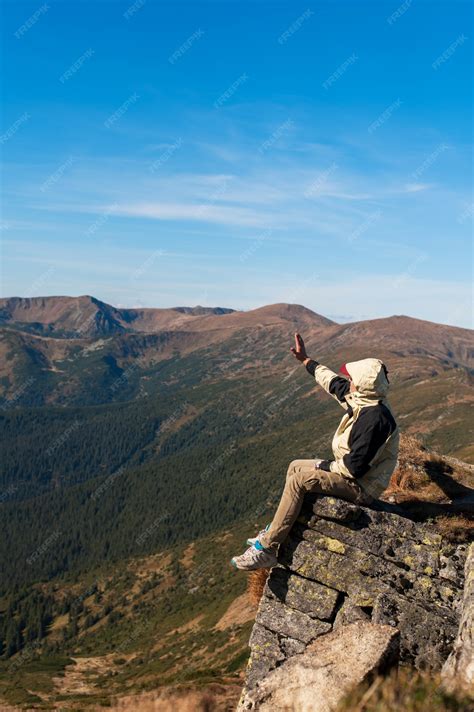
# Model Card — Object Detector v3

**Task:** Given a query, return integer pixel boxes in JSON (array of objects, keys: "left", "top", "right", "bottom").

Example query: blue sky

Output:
[{"left": 1, "top": 0, "right": 472, "bottom": 326}]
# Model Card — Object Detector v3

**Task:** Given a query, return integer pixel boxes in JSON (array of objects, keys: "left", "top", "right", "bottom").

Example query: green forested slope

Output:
[
  {"left": 1, "top": 304, "right": 473, "bottom": 692},
  {"left": 1, "top": 344, "right": 473, "bottom": 596}
]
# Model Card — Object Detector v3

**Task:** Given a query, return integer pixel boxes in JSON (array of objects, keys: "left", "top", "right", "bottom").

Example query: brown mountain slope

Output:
[
  {"left": 0, "top": 295, "right": 126, "bottom": 336},
  {"left": 0, "top": 298, "right": 472, "bottom": 390},
  {"left": 1, "top": 296, "right": 473, "bottom": 460},
  {"left": 323, "top": 315, "right": 472, "bottom": 367},
  {"left": 0, "top": 296, "right": 236, "bottom": 337},
  {"left": 0, "top": 296, "right": 331, "bottom": 338}
]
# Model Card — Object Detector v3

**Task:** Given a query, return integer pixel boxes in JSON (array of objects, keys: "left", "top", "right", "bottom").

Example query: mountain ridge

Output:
[
  {"left": 0, "top": 296, "right": 333, "bottom": 338},
  {"left": 1, "top": 294, "right": 472, "bottom": 339}
]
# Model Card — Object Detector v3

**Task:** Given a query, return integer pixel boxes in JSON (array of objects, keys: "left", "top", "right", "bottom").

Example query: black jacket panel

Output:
[
  {"left": 342, "top": 403, "right": 397, "bottom": 478},
  {"left": 328, "top": 376, "right": 351, "bottom": 403}
]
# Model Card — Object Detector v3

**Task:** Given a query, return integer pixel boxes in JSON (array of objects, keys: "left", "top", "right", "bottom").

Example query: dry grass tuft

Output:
[
  {"left": 387, "top": 435, "right": 443, "bottom": 500},
  {"left": 387, "top": 434, "right": 473, "bottom": 501},
  {"left": 108, "top": 684, "right": 242, "bottom": 712},
  {"left": 383, "top": 434, "right": 474, "bottom": 541},
  {"left": 247, "top": 569, "right": 270, "bottom": 607},
  {"left": 435, "top": 514, "right": 474, "bottom": 543},
  {"left": 337, "top": 666, "right": 472, "bottom": 712}
]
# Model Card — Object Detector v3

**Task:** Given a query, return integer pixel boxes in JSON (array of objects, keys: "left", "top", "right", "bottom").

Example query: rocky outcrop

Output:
[
  {"left": 239, "top": 622, "right": 399, "bottom": 712},
  {"left": 442, "top": 542, "right": 474, "bottom": 696},
  {"left": 239, "top": 495, "right": 469, "bottom": 709}
]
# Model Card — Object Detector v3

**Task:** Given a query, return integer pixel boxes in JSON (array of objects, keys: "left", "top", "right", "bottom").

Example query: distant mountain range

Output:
[
  {"left": 0, "top": 295, "right": 334, "bottom": 338},
  {"left": 0, "top": 294, "right": 472, "bottom": 413},
  {"left": 0, "top": 296, "right": 240, "bottom": 338}
]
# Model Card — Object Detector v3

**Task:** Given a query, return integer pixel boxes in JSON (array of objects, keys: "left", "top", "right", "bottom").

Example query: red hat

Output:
[{"left": 339, "top": 363, "right": 351, "bottom": 378}]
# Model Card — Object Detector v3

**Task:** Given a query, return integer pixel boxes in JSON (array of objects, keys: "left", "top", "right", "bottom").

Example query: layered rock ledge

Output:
[{"left": 239, "top": 495, "right": 469, "bottom": 709}]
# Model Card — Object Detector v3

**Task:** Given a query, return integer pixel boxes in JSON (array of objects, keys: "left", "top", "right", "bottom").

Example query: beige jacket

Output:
[{"left": 312, "top": 358, "right": 400, "bottom": 498}]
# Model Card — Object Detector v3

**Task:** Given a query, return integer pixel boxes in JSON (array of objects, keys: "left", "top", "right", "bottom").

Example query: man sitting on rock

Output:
[{"left": 231, "top": 333, "right": 400, "bottom": 570}]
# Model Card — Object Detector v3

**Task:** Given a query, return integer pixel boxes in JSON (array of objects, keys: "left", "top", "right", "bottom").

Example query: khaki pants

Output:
[{"left": 259, "top": 459, "right": 372, "bottom": 552}]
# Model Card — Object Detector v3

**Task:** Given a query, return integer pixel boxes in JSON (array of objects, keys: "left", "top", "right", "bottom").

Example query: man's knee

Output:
[
  {"left": 286, "top": 459, "right": 316, "bottom": 477},
  {"left": 286, "top": 460, "right": 300, "bottom": 478},
  {"left": 286, "top": 468, "right": 321, "bottom": 494}
]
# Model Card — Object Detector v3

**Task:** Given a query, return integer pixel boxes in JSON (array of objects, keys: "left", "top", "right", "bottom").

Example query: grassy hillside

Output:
[
  {"left": 0, "top": 519, "right": 255, "bottom": 710},
  {"left": 0, "top": 435, "right": 472, "bottom": 711}
]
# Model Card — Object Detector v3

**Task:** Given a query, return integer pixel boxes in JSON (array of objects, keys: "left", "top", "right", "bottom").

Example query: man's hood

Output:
[{"left": 344, "top": 358, "right": 390, "bottom": 400}]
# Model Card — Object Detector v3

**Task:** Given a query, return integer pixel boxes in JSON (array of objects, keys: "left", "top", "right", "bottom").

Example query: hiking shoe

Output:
[
  {"left": 231, "top": 544, "right": 277, "bottom": 571},
  {"left": 246, "top": 524, "right": 270, "bottom": 546}
]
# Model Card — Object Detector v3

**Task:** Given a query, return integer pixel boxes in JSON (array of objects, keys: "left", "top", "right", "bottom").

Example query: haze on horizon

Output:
[{"left": 1, "top": 0, "right": 472, "bottom": 329}]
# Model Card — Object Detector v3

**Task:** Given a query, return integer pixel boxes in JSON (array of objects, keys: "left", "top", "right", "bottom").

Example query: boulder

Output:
[
  {"left": 239, "top": 622, "right": 399, "bottom": 712},
  {"left": 442, "top": 542, "right": 474, "bottom": 698}
]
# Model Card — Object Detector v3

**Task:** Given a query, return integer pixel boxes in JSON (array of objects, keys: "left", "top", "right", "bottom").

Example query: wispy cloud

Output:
[
  {"left": 111, "top": 201, "right": 272, "bottom": 227},
  {"left": 403, "top": 182, "right": 432, "bottom": 193}
]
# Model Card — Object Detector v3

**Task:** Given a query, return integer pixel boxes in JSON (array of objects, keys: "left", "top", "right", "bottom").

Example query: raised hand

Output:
[{"left": 290, "top": 332, "right": 308, "bottom": 362}]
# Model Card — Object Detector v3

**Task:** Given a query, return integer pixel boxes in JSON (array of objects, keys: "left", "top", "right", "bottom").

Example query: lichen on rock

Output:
[{"left": 239, "top": 495, "right": 469, "bottom": 709}]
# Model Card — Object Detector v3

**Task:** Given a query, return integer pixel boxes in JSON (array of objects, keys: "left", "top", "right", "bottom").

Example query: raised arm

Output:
[{"left": 290, "top": 333, "right": 350, "bottom": 408}]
